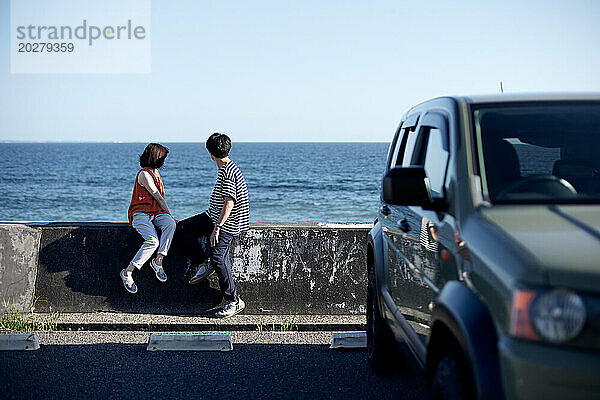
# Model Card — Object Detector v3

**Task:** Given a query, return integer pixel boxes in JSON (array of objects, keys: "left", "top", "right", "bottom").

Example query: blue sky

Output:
[{"left": 1, "top": 0, "right": 599, "bottom": 142}]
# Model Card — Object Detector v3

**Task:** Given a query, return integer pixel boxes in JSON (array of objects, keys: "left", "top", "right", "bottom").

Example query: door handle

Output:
[
  {"left": 380, "top": 205, "right": 391, "bottom": 216},
  {"left": 399, "top": 219, "right": 410, "bottom": 232}
]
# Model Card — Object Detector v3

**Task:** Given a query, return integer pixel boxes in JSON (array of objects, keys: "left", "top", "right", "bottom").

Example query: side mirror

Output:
[{"left": 382, "top": 166, "right": 445, "bottom": 211}]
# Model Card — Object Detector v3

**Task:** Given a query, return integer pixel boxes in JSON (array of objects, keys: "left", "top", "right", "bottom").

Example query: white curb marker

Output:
[
  {"left": 147, "top": 333, "right": 233, "bottom": 352},
  {"left": 0, "top": 332, "right": 40, "bottom": 351},
  {"left": 330, "top": 331, "right": 367, "bottom": 349}
]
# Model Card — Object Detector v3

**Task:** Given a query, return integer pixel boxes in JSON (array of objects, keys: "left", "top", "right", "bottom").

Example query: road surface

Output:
[{"left": 1, "top": 331, "right": 427, "bottom": 399}]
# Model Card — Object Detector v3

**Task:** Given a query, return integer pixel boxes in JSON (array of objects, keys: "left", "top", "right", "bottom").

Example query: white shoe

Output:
[
  {"left": 215, "top": 298, "right": 246, "bottom": 318},
  {"left": 120, "top": 269, "right": 137, "bottom": 294},
  {"left": 150, "top": 259, "right": 167, "bottom": 282}
]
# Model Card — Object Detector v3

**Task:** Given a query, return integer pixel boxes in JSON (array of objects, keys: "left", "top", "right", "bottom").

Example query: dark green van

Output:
[{"left": 367, "top": 94, "right": 600, "bottom": 400}]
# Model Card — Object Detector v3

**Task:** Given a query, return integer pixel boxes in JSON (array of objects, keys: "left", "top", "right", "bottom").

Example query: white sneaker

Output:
[
  {"left": 120, "top": 269, "right": 137, "bottom": 294},
  {"left": 150, "top": 259, "right": 167, "bottom": 282},
  {"left": 215, "top": 298, "right": 246, "bottom": 318}
]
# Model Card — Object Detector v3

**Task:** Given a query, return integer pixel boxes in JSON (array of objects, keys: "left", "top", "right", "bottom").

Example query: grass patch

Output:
[
  {"left": 0, "top": 299, "right": 60, "bottom": 332},
  {"left": 280, "top": 312, "right": 298, "bottom": 332},
  {"left": 256, "top": 313, "right": 298, "bottom": 332}
]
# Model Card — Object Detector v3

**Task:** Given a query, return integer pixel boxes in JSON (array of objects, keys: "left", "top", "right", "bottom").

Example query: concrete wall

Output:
[
  {"left": 0, "top": 224, "right": 41, "bottom": 312},
  {"left": 0, "top": 221, "right": 371, "bottom": 315}
]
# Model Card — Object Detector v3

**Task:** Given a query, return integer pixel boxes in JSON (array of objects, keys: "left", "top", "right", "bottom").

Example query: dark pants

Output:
[{"left": 176, "top": 212, "right": 238, "bottom": 301}]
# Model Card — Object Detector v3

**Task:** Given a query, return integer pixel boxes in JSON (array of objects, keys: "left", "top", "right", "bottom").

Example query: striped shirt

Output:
[
  {"left": 208, "top": 161, "right": 249, "bottom": 235},
  {"left": 419, "top": 218, "right": 438, "bottom": 253}
]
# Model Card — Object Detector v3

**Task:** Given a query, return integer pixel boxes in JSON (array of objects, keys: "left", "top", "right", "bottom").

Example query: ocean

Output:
[{"left": 0, "top": 142, "right": 389, "bottom": 223}]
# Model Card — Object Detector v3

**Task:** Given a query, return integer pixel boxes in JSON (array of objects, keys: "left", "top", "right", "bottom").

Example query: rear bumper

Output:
[{"left": 499, "top": 336, "right": 600, "bottom": 400}]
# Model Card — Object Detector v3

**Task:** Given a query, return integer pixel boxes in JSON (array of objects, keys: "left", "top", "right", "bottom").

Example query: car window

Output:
[
  {"left": 401, "top": 129, "right": 419, "bottom": 166},
  {"left": 386, "top": 124, "right": 403, "bottom": 170},
  {"left": 474, "top": 102, "right": 600, "bottom": 204},
  {"left": 389, "top": 128, "right": 409, "bottom": 167},
  {"left": 423, "top": 128, "right": 449, "bottom": 196},
  {"left": 511, "top": 139, "right": 560, "bottom": 176}
]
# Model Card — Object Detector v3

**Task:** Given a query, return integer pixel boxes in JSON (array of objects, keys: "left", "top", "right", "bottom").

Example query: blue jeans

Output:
[
  {"left": 176, "top": 213, "right": 239, "bottom": 301},
  {"left": 130, "top": 212, "right": 176, "bottom": 269}
]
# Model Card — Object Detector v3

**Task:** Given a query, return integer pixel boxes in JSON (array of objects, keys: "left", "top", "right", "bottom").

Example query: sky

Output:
[{"left": 1, "top": 0, "right": 599, "bottom": 142}]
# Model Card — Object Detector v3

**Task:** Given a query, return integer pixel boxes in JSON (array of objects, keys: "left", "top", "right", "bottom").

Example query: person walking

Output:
[
  {"left": 177, "top": 133, "right": 249, "bottom": 318},
  {"left": 121, "top": 143, "right": 176, "bottom": 293}
]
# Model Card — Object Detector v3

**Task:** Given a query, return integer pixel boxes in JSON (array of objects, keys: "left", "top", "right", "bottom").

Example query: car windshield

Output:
[{"left": 473, "top": 101, "right": 600, "bottom": 204}]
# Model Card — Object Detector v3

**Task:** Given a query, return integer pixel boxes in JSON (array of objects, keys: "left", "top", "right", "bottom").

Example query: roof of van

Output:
[{"left": 457, "top": 92, "right": 600, "bottom": 104}]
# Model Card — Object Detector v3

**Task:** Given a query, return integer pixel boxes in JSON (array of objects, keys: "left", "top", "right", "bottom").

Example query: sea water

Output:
[{"left": 0, "top": 142, "right": 389, "bottom": 223}]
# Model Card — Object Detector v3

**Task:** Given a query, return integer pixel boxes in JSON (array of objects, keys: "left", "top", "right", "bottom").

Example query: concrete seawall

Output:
[
  {"left": 0, "top": 225, "right": 41, "bottom": 312},
  {"left": 0, "top": 222, "right": 371, "bottom": 315}
]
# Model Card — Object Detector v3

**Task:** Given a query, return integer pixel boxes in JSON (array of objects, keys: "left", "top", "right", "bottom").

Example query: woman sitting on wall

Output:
[{"left": 120, "top": 143, "right": 176, "bottom": 293}]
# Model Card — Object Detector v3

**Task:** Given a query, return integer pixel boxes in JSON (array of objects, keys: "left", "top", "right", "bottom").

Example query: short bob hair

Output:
[
  {"left": 139, "top": 143, "right": 169, "bottom": 169},
  {"left": 206, "top": 133, "right": 231, "bottom": 159}
]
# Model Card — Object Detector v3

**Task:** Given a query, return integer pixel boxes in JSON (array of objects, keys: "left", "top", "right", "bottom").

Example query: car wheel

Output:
[
  {"left": 367, "top": 264, "right": 398, "bottom": 372},
  {"left": 430, "top": 350, "right": 476, "bottom": 400}
]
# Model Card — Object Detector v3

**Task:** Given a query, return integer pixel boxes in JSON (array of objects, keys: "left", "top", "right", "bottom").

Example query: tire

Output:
[
  {"left": 430, "top": 350, "right": 476, "bottom": 400},
  {"left": 367, "top": 264, "right": 398, "bottom": 372}
]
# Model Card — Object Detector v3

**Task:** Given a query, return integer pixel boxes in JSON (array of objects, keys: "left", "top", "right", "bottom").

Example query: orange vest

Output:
[{"left": 128, "top": 168, "right": 166, "bottom": 225}]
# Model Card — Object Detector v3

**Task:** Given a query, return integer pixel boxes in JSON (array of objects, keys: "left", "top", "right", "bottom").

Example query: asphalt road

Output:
[{"left": 0, "top": 331, "right": 427, "bottom": 400}]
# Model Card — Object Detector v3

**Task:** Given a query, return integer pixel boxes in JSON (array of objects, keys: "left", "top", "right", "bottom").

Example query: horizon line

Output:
[{"left": 0, "top": 140, "right": 389, "bottom": 144}]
